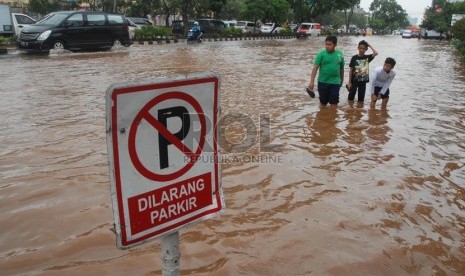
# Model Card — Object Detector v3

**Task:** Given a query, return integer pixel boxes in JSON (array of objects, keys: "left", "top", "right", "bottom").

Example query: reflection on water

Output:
[{"left": 0, "top": 37, "right": 465, "bottom": 275}]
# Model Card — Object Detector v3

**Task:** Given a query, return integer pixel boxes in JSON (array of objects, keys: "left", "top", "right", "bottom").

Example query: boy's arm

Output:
[
  {"left": 308, "top": 65, "right": 319, "bottom": 91},
  {"left": 340, "top": 67, "right": 344, "bottom": 87},
  {"left": 370, "top": 68, "right": 378, "bottom": 95},
  {"left": 369, "top": 43, "right": 378, "bottom": 57},
  {"left": 348, "top": 67, "right": 354, "bottom": 86}
]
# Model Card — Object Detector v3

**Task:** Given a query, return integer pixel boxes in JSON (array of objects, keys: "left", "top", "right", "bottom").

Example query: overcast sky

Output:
[{"left": 359, "top": 0, "right": 433, "bottom": 19}]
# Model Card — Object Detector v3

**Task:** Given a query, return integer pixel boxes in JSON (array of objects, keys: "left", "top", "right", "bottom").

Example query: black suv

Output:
[
  {"left": 196, "top": 19, "right": 226, "bottom": 34},
  {"left": 17, "top": 11, "right": 131, "bottom": 52}
]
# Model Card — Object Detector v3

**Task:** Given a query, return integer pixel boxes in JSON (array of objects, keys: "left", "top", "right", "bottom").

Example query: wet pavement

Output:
[{"left": 1, "top": 36, "right": 465, "bottom": 275}]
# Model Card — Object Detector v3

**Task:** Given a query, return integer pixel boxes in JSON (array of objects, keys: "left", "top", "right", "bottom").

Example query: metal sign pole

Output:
[{"left": 161, "top": 231, "right": 180, "bottom": 276}]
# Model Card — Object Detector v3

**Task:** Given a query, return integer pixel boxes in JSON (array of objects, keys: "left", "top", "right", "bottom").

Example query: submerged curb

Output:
[
  {"left": 134, "top": 35, "right": 295, "bottom": 46},
  {"left": 0, "top": 36, "right": 296, "bottom": 54}
]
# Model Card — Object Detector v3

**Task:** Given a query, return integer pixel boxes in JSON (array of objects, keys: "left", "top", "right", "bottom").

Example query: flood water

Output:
[{"left": 1, "top": 36, "right": 465, "bottom": 275}]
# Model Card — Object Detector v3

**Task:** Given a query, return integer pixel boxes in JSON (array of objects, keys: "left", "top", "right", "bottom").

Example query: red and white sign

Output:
[{"left": 105, "top": 73, "right": 224, "bottom": 249}]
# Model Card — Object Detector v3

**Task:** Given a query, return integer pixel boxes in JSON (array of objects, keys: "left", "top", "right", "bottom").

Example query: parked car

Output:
[
  {"left": 196, "top": 18, "right": 226, "bottom": 34},
  {"left": 235, "top": 21, "right": 260, "bottom": 34},
  {"left": 402, "top": 30, "right": 412, "bottom": 39},
  {"left": 288, "top": 23, "right": 298, "bottom": 32},
  {"left": 0, "top": 4, "right": 36, "bottom": 36},
  {"left": 260, "top": 23, "right": 283, "bottom": 34},
  {"left": 126, "top": 18, "right": 139, "bottom": 39},
  {"left": 296, "top": 22, "right": 321, "bottom": 38},
  {"left": 171, "top": 20, "right": 195, "bottom": 34},
  {"left": 17, "top": 11, "right": 131, "bottom": 52},
  {"left": 127, "top": 17, "right": 152, "bottom": 27},
  {"left": 223, "top": 20, "right": 237, "bottom": 28}
]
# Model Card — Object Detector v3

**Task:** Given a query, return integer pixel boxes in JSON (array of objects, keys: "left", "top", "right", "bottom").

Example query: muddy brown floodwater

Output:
[{"left": 1, "top": 36, "right": 465, "bottom": 275}]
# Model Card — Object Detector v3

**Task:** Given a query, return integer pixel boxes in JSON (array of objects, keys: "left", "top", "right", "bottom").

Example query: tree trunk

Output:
[
  {"left": 182, "top": 0, "right": 191, "bottom": 36},
  {"left": 165, "top": 12, "right": 170, "bottom": 27}
]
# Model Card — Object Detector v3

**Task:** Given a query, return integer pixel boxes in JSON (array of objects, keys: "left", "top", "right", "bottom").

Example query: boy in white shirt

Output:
[{"left": 370, "top": 57, "right": 396, "bottom": 109}]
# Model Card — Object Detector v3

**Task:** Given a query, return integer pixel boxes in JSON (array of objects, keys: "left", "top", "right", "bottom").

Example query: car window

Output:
[
  {"left": 66, "top": 14, "right": 84, "bottom": 27},
  {"left": 36, "top": 13, "right": 68, "bottom": 26},
  {"left": 247, "top": 22, "right": 255, "bottom": 27},
  {"left": 108, "top": 14, "right": 124, "bottom": 25},
  {"left": 212, "top": 20, "right": 224, "bottom": 27},
  {"left": 87, "top": 14, "right": 106, "bottom": 26},
  {"left": 198, "top": 20, "right": 209, "bottom": 28},
  {"left": 15, "top": 14, "right": 35, "bottom": 25}
]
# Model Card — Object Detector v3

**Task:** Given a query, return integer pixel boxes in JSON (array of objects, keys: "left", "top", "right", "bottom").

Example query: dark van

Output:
[
  {"left": 17, "top": 11, "right": 131, "bottom": 52},
  {"left": 196, "top": 19, "right": 226, "bottom": 34}
]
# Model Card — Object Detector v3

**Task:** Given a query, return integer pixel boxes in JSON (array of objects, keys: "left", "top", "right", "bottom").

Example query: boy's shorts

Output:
[
  {"left": 373, "top": 86, "right": 390, "bottom": 99},
  {"left": 318, "top": 82, "right": 340, "bottom": 105}
]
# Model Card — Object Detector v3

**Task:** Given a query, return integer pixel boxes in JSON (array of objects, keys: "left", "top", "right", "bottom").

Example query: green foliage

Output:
[
  {"left": 210, "top": 0, "right": 227, "bottom": 17},
  {"left": 223, "top": 27, "right": 244, "bottom": 36},
  {"left": 0, "top": 35, "right": 16, "bottom": 45},
  {"left": 451, "top": 18, "right": 465, "bottom": 41},
  {"left": 242, "top": 0, "right": 266, "bottom": 22},
  {"left": 220, "top": 0, "right": 244, "bottom": 19},
  {"left": 369, "top": 0, "right": 408, "bottom": 31},
  {"left": 28, "top": 0, "right": 75, "bottom": 15},
  {"left": 135, "top": 26, "right": 172, "bottom": 39},
  {"left": 452, "top": 38, "right": 465, "bottom": 57},
  {"left": 279, "top": 28, "right": 293, "bottom": 35},
  {"left": 264, "top": 0, "right": 290, "bottom": 24}
]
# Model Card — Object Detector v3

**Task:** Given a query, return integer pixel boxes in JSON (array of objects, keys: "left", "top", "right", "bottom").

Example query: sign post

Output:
[
  {"left": 161, "top": 231, "right": 180, "bottom": 276},
  {"left": 105, "top": 73, "right": 224, "bottom": 265}
]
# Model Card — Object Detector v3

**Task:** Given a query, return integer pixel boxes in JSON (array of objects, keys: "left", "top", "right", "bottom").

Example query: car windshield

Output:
[
  {"left": 236, "top": 22, "right": 247, "bottom": 27},
  {"left": 35, "top": 13, "right": 68, "bottom": 26},
  {"left": 300, "top": 25, "right": 310, "bottom": 29}
]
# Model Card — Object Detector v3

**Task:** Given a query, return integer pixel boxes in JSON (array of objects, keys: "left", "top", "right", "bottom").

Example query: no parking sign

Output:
[{"left": 105, "top": 73, "right": 224, "bottom": 249}]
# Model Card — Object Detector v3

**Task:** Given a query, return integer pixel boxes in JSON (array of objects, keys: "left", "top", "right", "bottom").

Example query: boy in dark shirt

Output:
[{"left": 347, "top": 40, "right": 378, "bottom": 102}]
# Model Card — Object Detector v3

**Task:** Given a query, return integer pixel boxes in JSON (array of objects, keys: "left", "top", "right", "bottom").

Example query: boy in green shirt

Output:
[{"left": 308, "top": 35, "right": 345, "bottom": 106}]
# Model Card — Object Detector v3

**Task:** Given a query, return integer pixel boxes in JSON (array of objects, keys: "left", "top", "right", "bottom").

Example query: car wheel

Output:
[
  {"left": 52, "top": 40, "right": 65, "bottom": 50},
  {"left": 113, "top": 39, "right": 122, "bottom": 47}
]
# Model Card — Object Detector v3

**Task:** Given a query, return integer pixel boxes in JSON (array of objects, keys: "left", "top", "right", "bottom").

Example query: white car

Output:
[
  {"left": 402, "top": 30, "right": 412, "bottom": 39},
  {"left": 126, "top": 18, "right": 140, "bottom": 40},
  {"left": 236, "top": 21, "right": 260, "bottom": 34},
  {"left": 260, "top": 23, "right": 283, "bottom": 34}
]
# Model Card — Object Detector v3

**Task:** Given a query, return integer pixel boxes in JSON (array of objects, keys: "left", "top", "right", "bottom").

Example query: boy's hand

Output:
[
  {"left": 347, "top": 83, "right": 352, "bottom": 90},
  {"left": 308, "top": 83, "right": 314, "bottom": 91}
]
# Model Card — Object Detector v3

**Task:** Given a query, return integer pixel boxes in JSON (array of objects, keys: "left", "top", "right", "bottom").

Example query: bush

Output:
[
  {"left": 0, "top": 35, "right": 16, "bottom": 45},
  {"left": 279, "top": 28, "right": 293, "bottom": 36},
  {"left": 135, "top": 26, "right": 172, "bottom": 39},
  {"left": 223, "top": 27, "right": 243, "bottom": 37},
  {"left": 452, "top": 38, "right": 465, "bottom": 57},
  {"left": 451, "top": 18, "right": 465, "bottom": 42}
]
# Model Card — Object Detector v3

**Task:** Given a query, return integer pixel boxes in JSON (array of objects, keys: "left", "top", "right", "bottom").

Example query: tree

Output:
[
  {"left": 334, "top": 0, "right": 361, "bottom": 34},
  {"left": 210, "top": 0, "right": 227, "bottom": 17},
  {"left": 28, "top": 0, "right": 72, "bottom": 15},
  {"left": 451, "top": 18, "right": 465, "bottom": 41},
  {"left": 369, "top": 0, "right": 408, "bottom": 33},
  {"left": 242, "top": 0, "right": 266, "bottom": 23},
  {"left": 158, "top": 0, "right": 181, "bottom": 26},
  {"left": 263, "top": 0, "right": 290, "bottom": 29},
  {"left": 220, "top": 0, "right": 245, "bottom": 20},
  {"left": 124, "top": 0, "right": 159, "bottom": 17}
]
